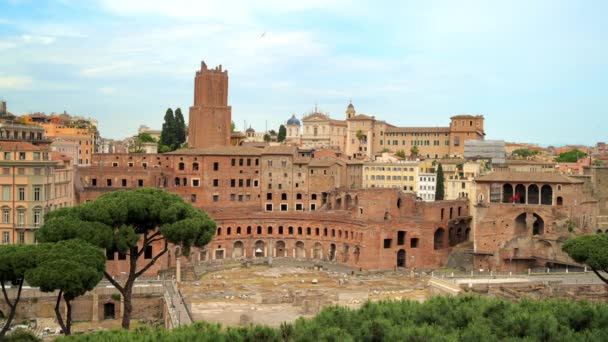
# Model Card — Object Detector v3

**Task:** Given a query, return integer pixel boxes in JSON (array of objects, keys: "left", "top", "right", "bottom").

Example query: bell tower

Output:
[
  {"left": 346, "top": 101, "right": 356, "bottom": 119},
  {"left": 188, "top": 61, "right": 232, "bottom": 149}
]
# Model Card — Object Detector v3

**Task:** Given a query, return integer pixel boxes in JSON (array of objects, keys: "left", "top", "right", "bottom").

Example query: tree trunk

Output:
[
  {"left": 54, "top": 290, "right": 69, "bottom": 335},
  {"left": 0, "top": 280, "right": 24, "bottom": 338},
  {"left": 121, "top": 245, "right": 138, "bottom": 329},
  {"left": 64, "top": 295, "right": 72, "bottom": 336}
]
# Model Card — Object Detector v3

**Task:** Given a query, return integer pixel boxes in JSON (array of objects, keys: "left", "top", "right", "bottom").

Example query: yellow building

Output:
[
  {"left": 363, "top": 154, "right": 420, "bottom": 192},
  {"left": 40, "top": 122, "right": 95, "bottom": 166},
  {"left": 0, "top": 141, "right": 74, "bottom": 244}
]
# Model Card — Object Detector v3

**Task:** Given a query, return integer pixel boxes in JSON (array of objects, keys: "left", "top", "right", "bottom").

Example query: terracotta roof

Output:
[
  {"left": 262, "top": 145, "right": 297, "bottom": 155},
  {"left": 309, "top": 156, "right": 345, "bottom": 167},
  {"left": 50, "top": 151, "right": 73, "bottom": 162},
  {"left": 0, "top": 141, "right": 45, "bottom": 151},
  {"left": 385, "top": 126, "right": 450, "bottom": 133},
  {"left": 329, "top": 119, "right": 347, "bottom": 126},
  {"left": 165, "top": 146, "right": 262, "bottom": 156},
  {"left": 506, "top": 159, "right": 555, "bottom": 165},
  {"left": 293, "top": 157, "right": 311, "bottom": 164},
  {"left": 475, "top": 171, "right": 582, "bottom": 184},
  {"left": 348, "top": 114, "right": 375, "bottom": 121},
  {"left": 450, "top": 114, "right": 484, "bottom": 119}
]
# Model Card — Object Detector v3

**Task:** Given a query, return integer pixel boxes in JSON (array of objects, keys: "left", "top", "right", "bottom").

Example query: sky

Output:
[{"left": 0, "top": 0, "right": 607, "bottom": 146}]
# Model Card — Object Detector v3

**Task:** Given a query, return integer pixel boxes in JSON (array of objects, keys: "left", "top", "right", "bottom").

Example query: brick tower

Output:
[{"left": 188, "top": 61, "right": 232, "bottom": 149}]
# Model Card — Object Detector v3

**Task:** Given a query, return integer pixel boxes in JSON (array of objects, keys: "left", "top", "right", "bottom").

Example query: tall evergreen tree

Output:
[
  {"left": 174, "top": 108, "right": 186, "bottom": 147},
  {"left": 161, "top": 108, "right": 176, "bottom": 149},
  {"left": 435, "top": 163, "right": 445, "bottom": 201},
  {"left": 278, "top": 125, "right": 287, "bottom": 142}
]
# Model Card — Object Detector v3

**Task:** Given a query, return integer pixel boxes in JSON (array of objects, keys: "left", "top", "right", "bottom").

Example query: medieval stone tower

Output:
[{"left": 188, "top": 61, "right": 232, "bottom": 149}]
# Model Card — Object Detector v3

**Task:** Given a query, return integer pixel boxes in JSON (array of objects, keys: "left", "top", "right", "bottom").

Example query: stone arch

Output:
[
  {"left": 532, "top": 213, "right": 545, "bottom": 235},
  {"left": 254, "top": 240, "right": 265, "bottom": 257},
  {"left": 515, "top": 213, "right": 527, "bottom": 234},
  {"left": 515, "top": 184, "right": 526, "bottom": 203},
  {"left": 295, "top": 241, "right": 305, "bottom": 258},
  {"left": 329, "top": 243, "right": 336, "bottom": 261},
  {"left": 528, "top": 184, "right": 540, "bottom": 204},
  {"left": 503, "top": 184, "right": 513, "bottom": 203},
  {"left": 275, "top": 240, "right": 286, "bottom": 257},
  {"left": 397, "top": 249, "right": 406, "bottom": 267},
  {"left": 541, "top": 185, "right": 553, "bottom": 205},
  {"left": 345, "top": 194, "right": 352, "bottom": 209},
  {"left": 232, "top": 241, "right": 244, "bottom": 258},
  {"left": 335, "top": 197, "right": 342, "bottom": 210},
  {"left": 557, "top": 196, "right": 563, "bottom": 206},
  {"left": 343, "top": 244, "right": 350, "bottom": 262},
  {"left": 434, "top": 228, "right": 445, "bottom": 250},
  {"left": 313, "top": 243, "right": 322, "bottom": 259}
]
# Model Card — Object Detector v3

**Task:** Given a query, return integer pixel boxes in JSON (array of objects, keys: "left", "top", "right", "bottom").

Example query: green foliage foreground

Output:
[{"left": 57, "top": 296, "right": 608, "bottom": 341}]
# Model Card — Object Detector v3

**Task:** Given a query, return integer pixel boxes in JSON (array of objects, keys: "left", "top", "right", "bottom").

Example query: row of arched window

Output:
[{"left": 216, "top": 225, "right": 362, "bottom": 242}]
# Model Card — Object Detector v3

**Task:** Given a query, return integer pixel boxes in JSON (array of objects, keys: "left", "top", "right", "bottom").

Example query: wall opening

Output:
[
  {"left": 397, "top": 249, "right": 406, "bottom": 267},
  {"left": 434, "top": 228, "right": 445, "bottom": 250},
  {"left": 103, "top": 303, "right": 116, "bottom": 320},
  {"left": 541, "top": 185, "right": 553, "bottom": 205}
]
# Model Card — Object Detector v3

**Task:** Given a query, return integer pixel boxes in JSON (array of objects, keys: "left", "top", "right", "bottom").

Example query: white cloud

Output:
[
  {"left": 98, "top": 87, "right": 117, "bottom": 94},
  {"left": 21, "top": 34, "right": 56, "bottom": 45},
  {"left": 0, "top": 75, "right": 32, "bottom": 89},
  {"left": 98, "top": 0, "right": 350, "bottom": 21}
]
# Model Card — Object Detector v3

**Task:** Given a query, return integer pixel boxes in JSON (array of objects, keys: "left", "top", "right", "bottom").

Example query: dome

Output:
[
  {"left": 347, "top": 102, "right": 355, "bottom": 109},
  {"left": 246, "top": 127, "right": 255, "bottom": 133},
  {"left": 286, "top": 114, "right": 301, "bottom": 126}
]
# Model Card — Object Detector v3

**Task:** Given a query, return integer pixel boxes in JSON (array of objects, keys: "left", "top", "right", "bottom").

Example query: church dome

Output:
[
  {"left": 246, "top": 127, "right": 255, "bottom": 133},
  {"left": 286, "top": 114, "right": 301, "bottom": 126}
]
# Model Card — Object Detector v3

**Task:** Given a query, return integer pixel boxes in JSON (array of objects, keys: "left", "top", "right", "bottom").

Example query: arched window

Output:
[
  {"left": 227, "top": 227, "right": 231, "bottom": 235},
  {"left": 192, "top": 162, "right": 199, "bottom": 170},
  {"left": 298, "top": 227, "right": 303, "bottom": 235},
  {"left": 247, "top": 226, "right": 252, "bottom": 234},
  {"left": 267, "top": 226, "right": 273, "bottom": 234},
  {"left": 217, "top": 227, "right": 222, "bottom": 236},
  {"left": 434, "top": 228, "right": 445, "bottom": 250}
]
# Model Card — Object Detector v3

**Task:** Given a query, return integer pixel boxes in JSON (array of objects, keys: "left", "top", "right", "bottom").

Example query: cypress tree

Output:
[
  {"left": 161, "top": 108, "right": 176, "bottom": 149},
  {"left": 435, "top": 163, "right": 445, "bottom": 201},
  {"left": 278, "top": 125, "right": 287, "bottom": 142},
  {"left": 174, "top": 108, "right": 186, "bottom": 147}
]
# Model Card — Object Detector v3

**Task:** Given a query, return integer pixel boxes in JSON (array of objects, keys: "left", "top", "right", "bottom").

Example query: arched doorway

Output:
[
  {"left": 295, "top": 241, "right": 305, "bottom": 258},
  {"left": 254, "top": 240, "right": 265, "bottom": 257},
  {"left": 515, "top": 184, "right": 526, "bottom": 203},
  {"left": 345, "top": 194, "right": 352, "bottom": 209},
  {"left": 329, "top": 243, "right": 336, "bottom": 261},
  {"left": 232, "top": 241, "right": 244, "bottom": 258},
  {"left": 557, "top": 196, "right": 563, "bottom": 206},
  {"left": 533, "top": 213, "right": 545, "bottom": 235},
  {"left": 515, "top": 213, "right": 527, "bottom": 234},
  {"left": 313, "top": 243, "right": 322, "bottom": 259},
  {"left": 104, "top": 303, "right": 115, "bottom": 320},
  {"left": 354, "top": 246, "right": 360, "bottom": 263},
  {"left": 275, "top": 241, "right": 286, "bottom": 257},
  {"left": 528, "top": 184, "right": 539, "bottom": 204},
  {"left": 434, "top": 228, "right": 445, "bottom": 250},
  {"left": 397, "top": 249, "right": 406, "bottom": 267},
  {"left": 503, "top": 184, "right": 513, "bottom": 203},
  {"left": 343, "top": 244, "right": 350, "bottom": 262},
  {"left": 541, "top": 185, "right": 553, "bottom": 205}
]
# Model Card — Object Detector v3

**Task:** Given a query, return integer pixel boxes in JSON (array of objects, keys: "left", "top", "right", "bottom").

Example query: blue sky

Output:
[{"left": 0, "top": 0, "right": 607, "bottom": 145}]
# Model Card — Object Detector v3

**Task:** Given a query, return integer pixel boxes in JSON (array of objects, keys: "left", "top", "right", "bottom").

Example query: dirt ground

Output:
[{"left": 180, "top": 265, "right": 429, "bottom": 327}]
